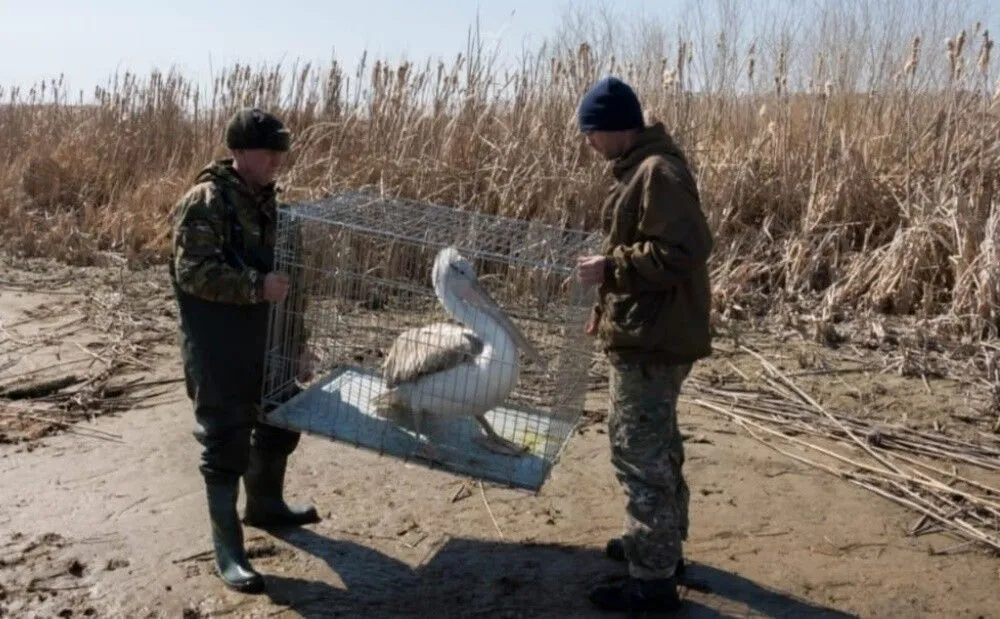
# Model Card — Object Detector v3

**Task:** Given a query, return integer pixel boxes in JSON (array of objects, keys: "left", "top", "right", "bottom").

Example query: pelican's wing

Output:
[{"left": 382, "top": 322, "right": 483, "bottom": 387}]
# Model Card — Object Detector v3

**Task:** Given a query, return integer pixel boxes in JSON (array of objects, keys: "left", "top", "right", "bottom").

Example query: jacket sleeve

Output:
[
  {"left": 171, "top": 186, "right": 266, "bottom": 305},
  {"left": 603, "top": 160, "right": 713, "bottom": 293}
]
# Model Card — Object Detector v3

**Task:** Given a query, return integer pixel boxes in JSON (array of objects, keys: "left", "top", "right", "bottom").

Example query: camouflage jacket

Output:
[
  {"left": 169, "top": 160, "right": 310, "bottom": 389},
  {"left": 593, "top": 122, "right": 714, "bottom": 365},
  {"left": 170, "top": 159, "right": 278, "bottom": 304}
]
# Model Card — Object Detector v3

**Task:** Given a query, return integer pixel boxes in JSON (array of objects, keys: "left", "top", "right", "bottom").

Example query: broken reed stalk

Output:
[
  {"left": 699, "top": 397, "right": 1000, "bottom": 512},
  {"left": 0, "top": 375, "right": 82, "bottom": 400},
  {"left": 479, "top": 481, "right": 505, "bottom": 540},
  {"left": 728, "top": 407, "right": 1000, "bottom": 552},
  {"left": 0, "top": 357, "right": 92, "bottom": 384},
  {"left": 0, "top": 409, "right": 123, "bottom": 442},
  {"left": 687, "top": 349, "right": 1000, "bottom": 553},
  {"left": 741, "top": 345, "right": 907, "bottom": 476},
  {"left": 686, "top": 374, "right": 1000, "bottom": 469}
]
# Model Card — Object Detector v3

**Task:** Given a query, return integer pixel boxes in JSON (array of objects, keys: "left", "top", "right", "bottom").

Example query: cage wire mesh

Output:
[{"left": 260, "top": 190, "right": 600, "bottom": 491}]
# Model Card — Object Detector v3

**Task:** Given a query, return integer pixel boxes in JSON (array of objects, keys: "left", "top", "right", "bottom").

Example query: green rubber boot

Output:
[
  {"left": 242, "top": 448, "right": 320, "bottom": 527},
  {"left": 205, "top": 479, "right": 265, "bottom": 594}
]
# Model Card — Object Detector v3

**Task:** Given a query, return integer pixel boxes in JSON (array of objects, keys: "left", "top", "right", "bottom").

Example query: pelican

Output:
[{"left": 372, "top": 246, "right": 543, "bottom": 457}]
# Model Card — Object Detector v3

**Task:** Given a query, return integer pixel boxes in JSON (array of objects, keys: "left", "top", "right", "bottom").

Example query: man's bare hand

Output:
[
  {"left": 576, "top": 254, "right": 608, "bottom": 286},
  {"left": 263, "top": 272, "right": 290, "bottom": 302}
]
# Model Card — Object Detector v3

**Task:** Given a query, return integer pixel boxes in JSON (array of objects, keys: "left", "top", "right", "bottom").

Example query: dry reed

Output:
[
  {"left": 3, "top": 6, "right": 1000, "bottom": 341},
  {"left": 686, "top": 345, "right": 1000, "bottom": 553}
]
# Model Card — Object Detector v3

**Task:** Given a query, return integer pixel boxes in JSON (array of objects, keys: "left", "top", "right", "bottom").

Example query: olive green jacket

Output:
[{"left": 594, "top": 123, "right": 714, "bottom": 365}]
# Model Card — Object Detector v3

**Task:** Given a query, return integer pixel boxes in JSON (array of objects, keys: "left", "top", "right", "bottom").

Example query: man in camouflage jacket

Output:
[
  {"left": 169, "top": 108, "right": 318, "bottom": 594},
  {"left": 575, "top": 77, "right": 714, "bottom": 613}
]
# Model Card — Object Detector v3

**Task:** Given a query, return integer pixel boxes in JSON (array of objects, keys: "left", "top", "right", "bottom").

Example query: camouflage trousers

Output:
[{"left": 608, "top": 360, "right": 692, "bottom": 580}]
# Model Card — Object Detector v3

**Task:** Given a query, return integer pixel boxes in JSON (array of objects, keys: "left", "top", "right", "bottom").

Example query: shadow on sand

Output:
[{"left": 253, "top": 526, "right": 857, "bottom": 618}]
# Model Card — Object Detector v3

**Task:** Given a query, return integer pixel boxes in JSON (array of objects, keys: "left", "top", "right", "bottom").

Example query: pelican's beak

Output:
[{"left": 459, "top": 275, "right": 544, "bottom": 365}]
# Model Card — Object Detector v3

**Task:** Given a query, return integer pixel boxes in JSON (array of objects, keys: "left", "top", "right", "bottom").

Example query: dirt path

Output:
[{"left": 1, "top": 263, "right": 998, "bottom": 618}]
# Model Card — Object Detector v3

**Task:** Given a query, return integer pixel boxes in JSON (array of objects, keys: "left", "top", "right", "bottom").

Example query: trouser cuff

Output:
[{"left": 629, "top": 561, "right": 678, "bottom": 581}]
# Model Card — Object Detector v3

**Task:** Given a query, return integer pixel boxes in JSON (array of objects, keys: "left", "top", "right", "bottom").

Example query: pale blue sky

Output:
[
  {"left": 3, "top": 1, "right": 999, "bottom": 98},
  {"left": 0, "top": 0, "right": 688, "bottom": 93}
]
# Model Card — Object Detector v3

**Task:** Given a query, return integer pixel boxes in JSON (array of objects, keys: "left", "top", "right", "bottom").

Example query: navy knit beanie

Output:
[{"left": 577, "top": 76, "right": 644, "bottom": 132}]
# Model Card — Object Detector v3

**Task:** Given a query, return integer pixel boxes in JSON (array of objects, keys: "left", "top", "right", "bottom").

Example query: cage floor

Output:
[{"left": 263, "top": 366, "right": 572, "bottom": 491}]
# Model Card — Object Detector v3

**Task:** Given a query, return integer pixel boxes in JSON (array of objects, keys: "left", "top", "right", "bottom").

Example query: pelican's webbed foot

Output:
[
  {"left": 474, "top": 415, "right": 528, "bottom": 456},
  {"left": 411, "top": 441, "right": 442, "bottom": 463},
  {"left": 406, "top": 407, "right": 443, "bottom": 463}
]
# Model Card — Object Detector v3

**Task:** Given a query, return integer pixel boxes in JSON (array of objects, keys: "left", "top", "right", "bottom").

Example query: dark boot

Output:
[
  {"left": 589, "top": 576, "right": 682, "bottom": 613},
  {"left": 242, "top": 448, "right": 320, "bottom": 527},
  {"left": 206, "top": 479, "right": 265, "bottom": 594},
  {"left": 605, "top": 537, "right": 686, "bottom": 581}
]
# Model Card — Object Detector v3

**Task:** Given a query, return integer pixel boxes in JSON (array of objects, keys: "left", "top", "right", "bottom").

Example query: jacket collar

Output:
[{"left": 611, "top": 122, "right": 684, "bottom": 181}]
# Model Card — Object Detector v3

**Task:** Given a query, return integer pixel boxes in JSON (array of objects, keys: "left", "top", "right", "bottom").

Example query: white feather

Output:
[{"left": 372, "top": 246, "right": 532, "bottom": 423}]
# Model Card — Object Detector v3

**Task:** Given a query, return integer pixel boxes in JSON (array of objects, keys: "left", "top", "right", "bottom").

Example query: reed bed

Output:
[{"left": 2, "top": 6, "right": 1000, "bottom": 341}]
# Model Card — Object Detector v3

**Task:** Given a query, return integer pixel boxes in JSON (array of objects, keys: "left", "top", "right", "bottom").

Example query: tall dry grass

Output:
[{"left": 2, "top": 3, "right": 1000, "bottom": 338}]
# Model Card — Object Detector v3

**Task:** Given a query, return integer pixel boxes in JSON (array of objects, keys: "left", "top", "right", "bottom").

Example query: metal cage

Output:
[{"left": 260, "top": 190, "right": 599, "bottom": 491}]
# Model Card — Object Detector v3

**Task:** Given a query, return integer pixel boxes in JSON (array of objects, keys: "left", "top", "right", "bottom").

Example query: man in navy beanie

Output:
[{"left": 575, "top": 76, "right": 714, "bottom": 613}]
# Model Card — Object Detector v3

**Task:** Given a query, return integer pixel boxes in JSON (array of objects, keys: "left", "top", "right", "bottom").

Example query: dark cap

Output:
[
  {"left": 577, "top": 76, "right": 644, "bottom": 133},
  {"left": 224, "top": 107, "right": 291, "bottom": 151}
]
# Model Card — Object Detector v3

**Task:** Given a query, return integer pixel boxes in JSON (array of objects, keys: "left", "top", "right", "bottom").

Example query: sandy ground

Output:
[{"left": 1, "top": 259, "right": 999, "bottom": 618}]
